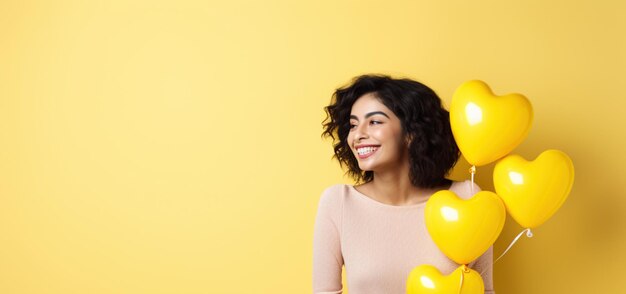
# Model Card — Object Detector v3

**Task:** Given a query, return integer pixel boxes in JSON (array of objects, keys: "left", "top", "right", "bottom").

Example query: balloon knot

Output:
[
  {"left": 469, "top": 165, "right": 476, "bottom": 175},
  {"left": 461, "top": 264, "right": 470, "bottom": 273}
]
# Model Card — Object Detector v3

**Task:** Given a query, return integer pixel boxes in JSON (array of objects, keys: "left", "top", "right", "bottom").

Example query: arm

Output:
[
  {"left": 312, "top": 187, "right": 344, "bottom": 294},
  {"left": 470, "top": 246, "right": 495, "bottom": 294}
]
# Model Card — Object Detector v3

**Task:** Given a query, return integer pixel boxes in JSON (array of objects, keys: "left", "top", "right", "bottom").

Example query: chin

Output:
[{"left": 357, "top": 164, "right": 376, "bottom": 172}]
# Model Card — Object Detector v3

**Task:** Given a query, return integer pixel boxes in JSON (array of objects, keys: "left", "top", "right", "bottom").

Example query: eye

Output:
[
  {"left": 349, "top": 122, "right": 358, "bottom": 130},
  {"left": 370, "top": 120, "right": 382, "bottom": 125}
]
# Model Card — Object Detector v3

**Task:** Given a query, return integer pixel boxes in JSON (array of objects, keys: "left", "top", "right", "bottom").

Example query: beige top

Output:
[{"left": 312, "top": 180, "right": 495, "bottom": 294}]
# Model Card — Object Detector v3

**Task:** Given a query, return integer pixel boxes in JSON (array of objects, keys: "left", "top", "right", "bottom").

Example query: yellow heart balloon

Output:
[
  {"left": 425, "top": 190, "right": 505, "bottom": 265},
  {"left": 406, "top": 265, "right": 484, "bottom": 294},
  {"left": 493, "top": 149, "right": 574, "bottom": 228},
  {"left": 450, "top": 80, "right": 533, "bottom": 166}
]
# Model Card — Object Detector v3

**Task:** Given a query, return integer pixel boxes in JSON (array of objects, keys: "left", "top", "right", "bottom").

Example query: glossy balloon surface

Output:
[
  {"left": 425, "top": 190, "right": 506, "bottom": 265},
  {"left": 450, "top": 80, "right": 533, "bottom": 166},
  {"left": 494, "top": 149, "right": 574, "bottom": 228},
  {"left": 406, "top": 264, "right": 484, "bottom": 294}
]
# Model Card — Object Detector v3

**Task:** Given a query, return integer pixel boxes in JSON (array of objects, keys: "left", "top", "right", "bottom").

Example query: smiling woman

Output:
[{"left": 313, "top": 75, "right": 495, "bottom": 294}]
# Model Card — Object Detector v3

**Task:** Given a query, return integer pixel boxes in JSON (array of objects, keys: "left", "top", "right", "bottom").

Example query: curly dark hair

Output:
[{"left": 321, "top": 74, "right": 460, "bottom": 188}]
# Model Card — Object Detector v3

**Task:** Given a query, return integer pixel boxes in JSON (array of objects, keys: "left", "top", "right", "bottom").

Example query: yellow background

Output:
[{"left": 1, "top": 0, "right": 624, "bottom": 293}]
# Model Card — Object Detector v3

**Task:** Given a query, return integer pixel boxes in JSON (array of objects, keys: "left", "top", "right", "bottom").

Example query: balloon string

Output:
[
  {"left": 469, "top": 165, "right": 476, "bottom": 195},
  {"left": 458, "top": 264, "right": 469, "bottom": 294},
  {"left": 481, "top": 228, "right": 533, "bottom": 275}
]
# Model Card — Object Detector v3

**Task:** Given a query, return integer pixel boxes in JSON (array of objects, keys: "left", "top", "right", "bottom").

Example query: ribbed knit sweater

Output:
[{"left": 312, "top": 180, "right": 495, "bottom": 294}]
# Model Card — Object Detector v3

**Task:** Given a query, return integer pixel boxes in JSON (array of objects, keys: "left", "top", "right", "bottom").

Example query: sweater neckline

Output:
[{"left": 348, "top": 182, "right": 455, "bottom": 209}]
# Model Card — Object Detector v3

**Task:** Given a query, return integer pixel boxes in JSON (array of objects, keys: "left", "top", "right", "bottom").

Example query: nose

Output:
[{"left": 354, "top": 122, "right": 369, "bottom": 141}]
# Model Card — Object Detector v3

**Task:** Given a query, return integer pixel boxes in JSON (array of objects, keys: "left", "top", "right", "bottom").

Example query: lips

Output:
[{"left": 355, "top": 145, "right": 380, "bottom": 159}]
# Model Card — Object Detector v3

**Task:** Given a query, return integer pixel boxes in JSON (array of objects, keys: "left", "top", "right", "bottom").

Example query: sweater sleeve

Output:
[
  {"left": 470, "top": 246, "right": 495, "bottom": 294},
  {"left": 312, "top": 186, "right": 344, "bottom": 294}
]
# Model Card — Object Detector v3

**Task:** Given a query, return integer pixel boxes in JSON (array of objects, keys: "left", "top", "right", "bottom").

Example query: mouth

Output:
[{"left": 355, "top": 145, "right": 380, "bottom": 159}]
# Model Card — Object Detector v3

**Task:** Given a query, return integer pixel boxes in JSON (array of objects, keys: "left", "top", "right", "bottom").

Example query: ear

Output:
[{"left": 405, "top": 134, "right": 414, "bottom": 146}]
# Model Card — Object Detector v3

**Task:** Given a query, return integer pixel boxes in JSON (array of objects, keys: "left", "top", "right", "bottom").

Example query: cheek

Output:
[
  {"left": 371, "top": 128, "right": 389, "bottom": 141},
  {"left": 377, "top": 128, "right": 404, "bottom": 150}
]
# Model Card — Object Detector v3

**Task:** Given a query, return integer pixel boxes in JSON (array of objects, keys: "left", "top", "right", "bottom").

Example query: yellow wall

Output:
[{"left": 1, "top": 0, "right": 624, "bottom": 293}]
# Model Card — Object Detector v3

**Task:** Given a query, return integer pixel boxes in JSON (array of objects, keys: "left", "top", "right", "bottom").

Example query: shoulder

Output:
[
  {"left": 317, "top": 184, "right": 349, "bottom": 210},
  {"left": 448, "top": 180, "right": 482, "bottom": 200},
  {"left": 320, "top": 183, "right": 348, "bottom": 196},
  {"left": 315, "top": 184, "right": 349, "bottom": 224}
]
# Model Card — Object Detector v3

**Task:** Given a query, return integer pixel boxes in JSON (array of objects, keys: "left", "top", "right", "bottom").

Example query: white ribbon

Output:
[
  {"left": 458, "top": 265, "right": 467, "bottom": 294},
  {"left": 469, "top": 165, "right": 476, "bottom": 195},
  {"left": 481, "top": 228, "right": 533, "bottom": 276}
]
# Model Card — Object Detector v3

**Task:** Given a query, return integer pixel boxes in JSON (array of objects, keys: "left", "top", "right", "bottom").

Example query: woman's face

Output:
[{"left": 347, "top": 93, "right": 408, "bottom": 173}]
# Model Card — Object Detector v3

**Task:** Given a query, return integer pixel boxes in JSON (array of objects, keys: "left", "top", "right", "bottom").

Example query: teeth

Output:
[{"left": 357, "top": 146, "right": 378, "bottom": 155}]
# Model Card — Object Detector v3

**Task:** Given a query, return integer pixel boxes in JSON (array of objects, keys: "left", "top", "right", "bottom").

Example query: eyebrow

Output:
[{"left": 350, "top": 111, "right": 390, "bottom": 121}]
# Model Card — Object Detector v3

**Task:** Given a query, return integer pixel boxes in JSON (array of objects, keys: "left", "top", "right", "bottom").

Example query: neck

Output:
[{"left": 367, "top": 160, "right": 443, "bottom": 206}]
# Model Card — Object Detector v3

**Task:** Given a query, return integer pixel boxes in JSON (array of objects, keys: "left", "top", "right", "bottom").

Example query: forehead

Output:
[{"left": 350, "top": 93, "right": 392, "bottom": 115}]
